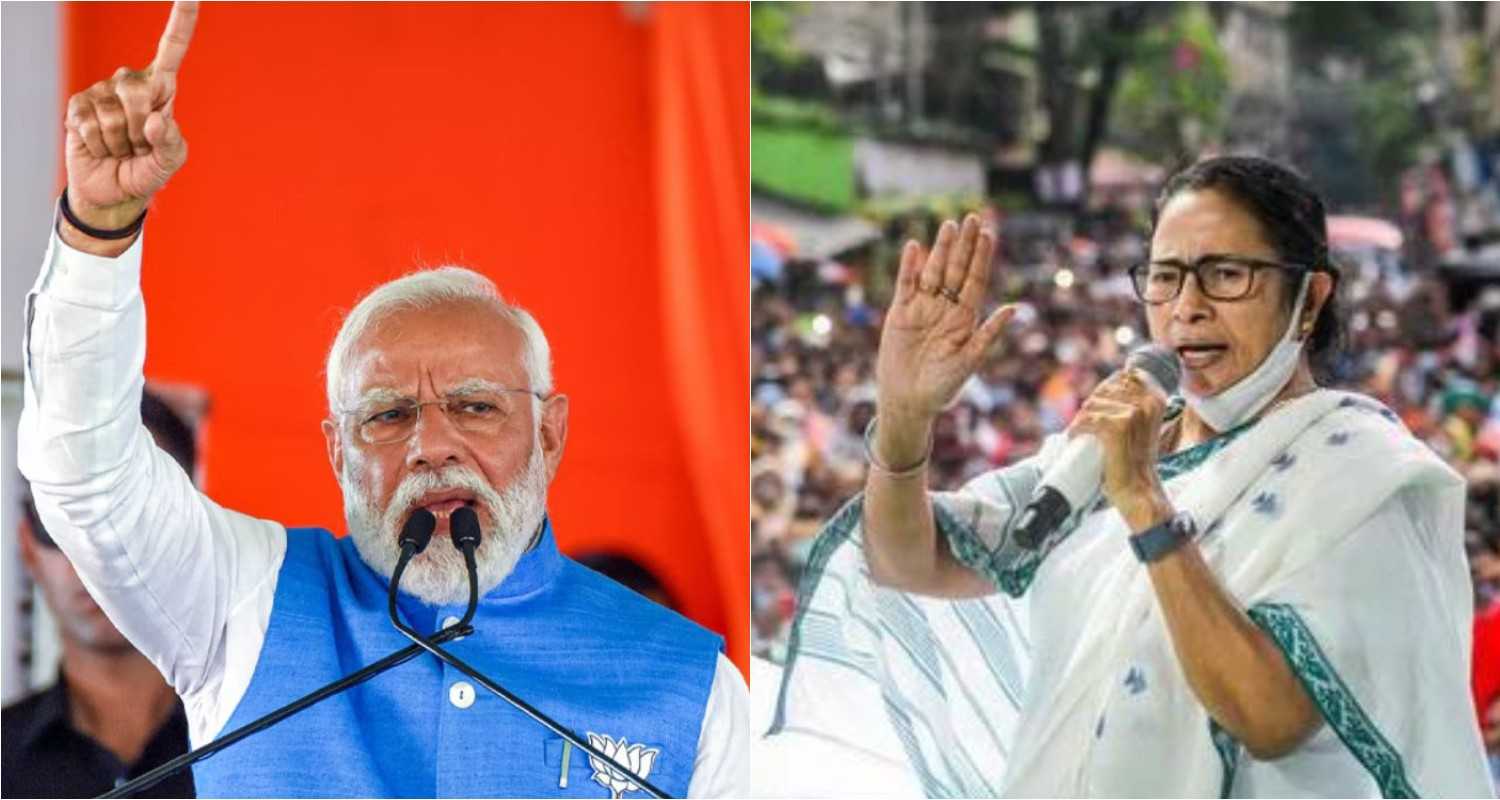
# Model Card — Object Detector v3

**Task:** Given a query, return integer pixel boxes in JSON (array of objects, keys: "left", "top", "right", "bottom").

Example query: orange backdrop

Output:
[{"left": 62, "top": 2, "right": 749, "bottom": 672}]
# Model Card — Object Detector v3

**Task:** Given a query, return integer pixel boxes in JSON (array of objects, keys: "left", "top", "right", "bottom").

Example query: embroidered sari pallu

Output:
[{"left": 769, "top": 390, "right": 1491, "bottom": 797}]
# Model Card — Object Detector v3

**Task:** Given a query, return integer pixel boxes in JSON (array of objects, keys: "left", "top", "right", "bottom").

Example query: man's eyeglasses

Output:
[
  {"left": 340, "top": 387, "right": 544, "bottom": 446},
  {"left": 1128, "top": 255, "right": 1310, "bottom": 305}
]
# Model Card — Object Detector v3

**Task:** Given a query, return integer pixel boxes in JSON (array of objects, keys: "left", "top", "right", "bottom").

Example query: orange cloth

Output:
[{"left": 64, "top": 1, "right": 749, "bottom": 673}]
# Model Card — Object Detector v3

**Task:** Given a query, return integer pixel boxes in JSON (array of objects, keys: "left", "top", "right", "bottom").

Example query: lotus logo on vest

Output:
[{"left": 585, "top": 732, "right": 661, "bottom": 798}]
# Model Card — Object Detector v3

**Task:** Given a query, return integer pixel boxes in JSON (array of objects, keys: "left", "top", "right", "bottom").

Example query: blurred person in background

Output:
[
  {"left": 18, "top": 4, "right": 745, "bottom": 796},
  {"left": 574, "top": 553, "right": 678, "bottom": 611},
  {"left": 766, "top": 156, "right": 1490, "bottom": 796},
  {"left": 3, "top": 391, "right": 197, "bottom": 799},
  {"left": 750, "top": 549, "right": 797, "bottom": 664}
]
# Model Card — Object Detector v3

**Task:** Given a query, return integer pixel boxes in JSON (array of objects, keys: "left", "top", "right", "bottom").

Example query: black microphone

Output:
[
  {"left": 399, "top": 506, "right": 437, "bottom": 554},
  {"left": 451, "top": 504, "right": 482, "bottom": 552},
  {"left": 388, "top": 506, "right": 672, "bottom": 799},
  {"left": 1012, "top": 344, "right": 1182, "bottom": 549},
  {"left": 100, "top": 509, "right": 470, "bottom": 798}
]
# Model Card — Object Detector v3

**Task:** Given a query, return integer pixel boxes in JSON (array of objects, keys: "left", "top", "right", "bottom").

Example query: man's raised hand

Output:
[{"left": 64, "top": 0, "right": 197, "bottom": 232}]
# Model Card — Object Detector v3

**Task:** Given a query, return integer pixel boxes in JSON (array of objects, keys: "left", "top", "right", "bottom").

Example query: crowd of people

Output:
[{"left": 750, "top": 203, "right": 1500, "bottom": 713}]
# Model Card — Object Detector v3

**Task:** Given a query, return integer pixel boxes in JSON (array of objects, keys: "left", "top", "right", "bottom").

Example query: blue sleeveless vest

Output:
[{"left": 193, "top": 519, "right": 722, "bottom": 798}]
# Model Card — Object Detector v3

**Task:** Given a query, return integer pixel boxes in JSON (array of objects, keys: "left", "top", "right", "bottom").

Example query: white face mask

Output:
[{"left": 1182, "top": 273, "right": 1312, "bottom": 432}]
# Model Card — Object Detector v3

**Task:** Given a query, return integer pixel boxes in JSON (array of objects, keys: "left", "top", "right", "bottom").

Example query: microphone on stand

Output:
[
  {"left": 100, "top": 511, "right": 470, "bottom": 798},
  {"left": 399, "top": 505, "right": 437, "bottom": 553},
  {"left": 388, "top": 506, "right": 671, "bottom": 799},
  {"left": 1012, "top": 344, "right": 1182, "bottom": 550}
]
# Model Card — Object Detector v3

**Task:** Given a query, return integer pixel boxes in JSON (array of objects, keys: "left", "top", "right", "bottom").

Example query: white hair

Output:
[{"left": 325, "top": 267, "right": 552, "bottom": 412}]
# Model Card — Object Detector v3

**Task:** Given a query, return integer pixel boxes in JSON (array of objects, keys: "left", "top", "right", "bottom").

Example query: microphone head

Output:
[
  {"left": 1126, "top": 344, "right": 1181, "bottom": 395},
  {"left": 399, "top": 508, "right": 437, "bottom": 555},
  {"left": 450, "top": 506, "right": 483, "bottom": 551}
]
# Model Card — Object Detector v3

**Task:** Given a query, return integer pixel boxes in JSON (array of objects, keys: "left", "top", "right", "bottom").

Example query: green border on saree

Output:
[
  {"left": 1246, "top": 603, "right": 1419, "bottom": 798},
  {"left": 768, "top": 495, "right": 865, "bottom": 734},
  {"left": 771, "top": 416, "right": 1255, "bottom": 732},
  {"left": 1209, "top": 718, "right": 1241, "bottom": 798},
  {"left": 940, "top": 415, "right": 1254, "bottom": 597}
]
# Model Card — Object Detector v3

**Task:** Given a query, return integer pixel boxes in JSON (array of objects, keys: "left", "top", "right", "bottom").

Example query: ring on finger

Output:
[{"left": 940, "top": 287, "right": 961, "bottom": 303}]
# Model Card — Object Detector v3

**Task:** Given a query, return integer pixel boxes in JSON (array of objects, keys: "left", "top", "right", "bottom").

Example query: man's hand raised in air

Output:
[{"left": 62, "top": 0, "right": 196, "bottom": 254}]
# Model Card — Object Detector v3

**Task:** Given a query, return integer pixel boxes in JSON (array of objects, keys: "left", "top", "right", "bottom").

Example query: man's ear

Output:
[
  {"left": 322, "top": 418, "right": 344, "bottom": 481},
  {"left": 538, "top": 394, "right": 569, "bottom": 483}
]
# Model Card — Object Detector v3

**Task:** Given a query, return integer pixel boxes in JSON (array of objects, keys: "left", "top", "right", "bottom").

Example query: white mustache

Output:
[
  {"left": 383, "top": 466, "right": 503, "bottom": 536},
  {"left": 343, "top": 443, "right": 548, "bottom": 606}
]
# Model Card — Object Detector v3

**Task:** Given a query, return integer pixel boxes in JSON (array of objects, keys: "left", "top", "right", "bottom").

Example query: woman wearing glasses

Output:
[{"left": 766, "top": 156, "right": 1489, "bottom": 796}]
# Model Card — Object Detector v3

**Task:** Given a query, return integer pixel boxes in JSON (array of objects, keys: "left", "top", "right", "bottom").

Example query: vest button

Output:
[{"left": 449, "top": 681, "right": 476, "bottom": 709}]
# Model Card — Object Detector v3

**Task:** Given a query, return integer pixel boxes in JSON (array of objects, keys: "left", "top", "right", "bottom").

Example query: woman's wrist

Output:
[
  {"left": 870, "top": 406, "right": 935, "bottom": 474},
  {"left": 1121, "top": 486, "right": 1175, "bottom": 534}
]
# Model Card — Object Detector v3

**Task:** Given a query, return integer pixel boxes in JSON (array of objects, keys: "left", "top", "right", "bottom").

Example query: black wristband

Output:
[
  {"left": 58, "top": 187, "right": 147, "bottom": 240},
  {"left": 1129, "top": 511, "right": 1195, "bottom": 563}
]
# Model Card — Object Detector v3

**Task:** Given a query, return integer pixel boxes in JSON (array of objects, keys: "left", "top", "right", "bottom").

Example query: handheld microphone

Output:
[
  {"left": 1013, "top": 345, "right": 1181, "bottom": 550},
  {"left": 100, "top": 508, "right": 469, "bottom": 799},
  {"left": 388, "top": 507, "right": 671, "bottom": 799}
]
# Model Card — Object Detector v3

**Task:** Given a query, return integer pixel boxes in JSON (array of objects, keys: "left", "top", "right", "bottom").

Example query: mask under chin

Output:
[{"left": 1182, "top": 276, "right": 1311, "bottom": 431}]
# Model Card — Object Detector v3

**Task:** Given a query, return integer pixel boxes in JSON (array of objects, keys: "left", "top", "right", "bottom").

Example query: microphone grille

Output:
[
  {"left": 1126, "top": 344, "right": 1181, "bottom": 395},
  {"left": 399, "top": 509, "right": 437, "bottom": 555},
  {"left": 451, "top": 506, "right": 483, "bottom": 550}
]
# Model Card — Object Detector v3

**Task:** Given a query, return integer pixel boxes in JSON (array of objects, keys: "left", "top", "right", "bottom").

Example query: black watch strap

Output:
[{"left": 1129, "top": 511, "right": 1195, "bottom": 563}]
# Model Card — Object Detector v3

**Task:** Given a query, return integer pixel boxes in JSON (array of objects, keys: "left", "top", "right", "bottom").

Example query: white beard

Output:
[{"left": 341, "top": 445, "right": 549, "bottom": 606}]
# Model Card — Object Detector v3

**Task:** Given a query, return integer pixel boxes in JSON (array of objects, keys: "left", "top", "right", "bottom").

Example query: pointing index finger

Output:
[{"left": 152, "top": 1, "right": 199, "bottom": 77}]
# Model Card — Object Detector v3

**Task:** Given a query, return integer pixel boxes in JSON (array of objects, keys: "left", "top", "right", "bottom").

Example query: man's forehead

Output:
[
  {"left": 347, "top": 350, "right": 527, "bottom": 397},
  {"left": 343, "top": 303, "right": 529, "bottom": 397},
  {"left": 352, "top": 376, "right": 509, "bottom": 401}
]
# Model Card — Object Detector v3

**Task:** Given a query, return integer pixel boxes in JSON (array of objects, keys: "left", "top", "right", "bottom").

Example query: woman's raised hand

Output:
[{"left": 875, "top": 214, "right": 1015, "bottom": 431}]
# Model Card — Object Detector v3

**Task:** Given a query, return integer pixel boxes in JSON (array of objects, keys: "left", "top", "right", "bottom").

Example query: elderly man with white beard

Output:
[{"left": 17, "top": 3, "right": 747, "bottom": 797}]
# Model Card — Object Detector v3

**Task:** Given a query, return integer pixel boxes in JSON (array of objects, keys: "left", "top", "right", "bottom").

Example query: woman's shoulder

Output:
[
  {"left": 1306, "top": 389, "right": 1460, "bottom": 477},
  {"left": 1317, "top": 389, "right": 1405, "bottom": 428},
  {"left": 1300, "top": 390, "right": 1426, "bottom": 454},
  {"left": 1292, "top": 388, "right": 1465, "bottom": 523}
]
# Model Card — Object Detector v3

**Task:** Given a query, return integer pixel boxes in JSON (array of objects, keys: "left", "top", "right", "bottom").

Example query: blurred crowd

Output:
[{"left": 749, "top": 206, "right": 1500, "bottom": 687}]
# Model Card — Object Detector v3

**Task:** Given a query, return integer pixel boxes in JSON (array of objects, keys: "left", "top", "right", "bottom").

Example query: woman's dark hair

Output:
[{"left": 1150, "top": 155, "right": 1345, "bottom": 378}]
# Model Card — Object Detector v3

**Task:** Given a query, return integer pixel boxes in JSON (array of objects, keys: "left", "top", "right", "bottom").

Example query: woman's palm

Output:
[{"left": 876, "top": 216, "right": 1015, "bottom": 420}]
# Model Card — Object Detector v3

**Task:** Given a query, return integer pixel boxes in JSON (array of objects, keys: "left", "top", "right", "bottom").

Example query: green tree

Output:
[
  {"left": 1284, "top": 2, "right": 1442, "bottom": 210},
  {"left": 1110, "top": 3, "right": 1230, "bottom": 167},
  {"left": 1029, "top": 2, "right": 1176, "bottom": 209},
  {"left": 751, "top": 2, "right": 801, "bottom": 78}
]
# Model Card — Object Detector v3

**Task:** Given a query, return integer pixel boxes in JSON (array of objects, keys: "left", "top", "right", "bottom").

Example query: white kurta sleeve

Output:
[
  {"left": 17, "top": 226, "right": 286, "bottom": 743},
  {"left": 686, "top": 653, "right": 749, "bottom": 797}
]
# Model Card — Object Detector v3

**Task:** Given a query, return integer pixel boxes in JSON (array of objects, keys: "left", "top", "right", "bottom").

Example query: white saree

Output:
[{"left": 765, "top": 389, "right": 1492, "bottom": 797}]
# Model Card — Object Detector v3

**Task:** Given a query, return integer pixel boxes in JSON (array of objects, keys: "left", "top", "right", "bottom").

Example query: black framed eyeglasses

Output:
[{"left": 1127, "top": 255, "right": 1311, "bottom": 304}]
